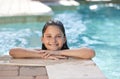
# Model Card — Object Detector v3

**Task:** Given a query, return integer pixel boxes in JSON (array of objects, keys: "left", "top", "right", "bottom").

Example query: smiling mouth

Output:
[{"left": 49, "top": 44, "right": 58, "bottom": 46}]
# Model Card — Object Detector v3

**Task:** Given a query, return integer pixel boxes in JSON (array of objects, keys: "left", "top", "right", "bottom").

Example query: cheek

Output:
[
  {"left": 42, "top": 37, "right": 48, "bottom": 44},
  {"left": 58, "top": 39, "right": 65, "bottom": 45},
  {"left": 61, "top": 37, "right": 66, "bottom": 43}
]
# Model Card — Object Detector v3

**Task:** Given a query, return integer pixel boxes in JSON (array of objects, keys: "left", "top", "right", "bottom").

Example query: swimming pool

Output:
[{"left": 0, "top": 3, "right": 120, "bottom": 79}]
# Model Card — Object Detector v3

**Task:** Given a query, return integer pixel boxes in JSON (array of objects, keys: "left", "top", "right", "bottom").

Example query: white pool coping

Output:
[
  {"left": 0, "top": 0, "right": 80, "bottom": 17},
  {"left": 0, "top": 55, "right": 107, "bottom": 79},
  {"left": 0, "top": 0, "right": 53, "bottom": 17}
]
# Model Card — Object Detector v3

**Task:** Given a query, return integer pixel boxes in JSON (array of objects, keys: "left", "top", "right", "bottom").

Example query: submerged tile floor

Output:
[{"left": 0, "top": 55, "right": 107, "bottom": 79}]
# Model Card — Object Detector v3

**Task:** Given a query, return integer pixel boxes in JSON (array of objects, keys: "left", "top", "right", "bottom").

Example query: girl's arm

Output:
[
  {"left": 9, "top": 47, "right": 95, "bottom": 59},
  {"left": 9, "top": 47, "right": 44, "bottom": 58},
  {"left": 45, "top": 47, "right": 95, "bottom": 59},
  {"left": 59, "top": 47, "right": 95, "bottom": 59},
  {"left": 9, "top": 47, "right": 66, "bottom": 60}
]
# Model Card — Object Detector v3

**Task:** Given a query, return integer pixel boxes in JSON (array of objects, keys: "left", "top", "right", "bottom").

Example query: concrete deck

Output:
[
  {"left": 0, "top": 0, "right": 53, "bottom": 17},
  {"left": 0, "top": 55, "right": 107, "bottom": 79},
  {"left": 0, "top": 0, "right": 119, "bottom": 18},
  {"left": 0, "top": 0, "right": 53, "bottom": 24},
  {"left": 0, "top": 0, "right": 80, "bottom": 24}
]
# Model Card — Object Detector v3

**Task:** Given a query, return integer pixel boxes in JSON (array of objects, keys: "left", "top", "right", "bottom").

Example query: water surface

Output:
[{"left": 0, "top": 3, "right": 120, "bottom": 79}]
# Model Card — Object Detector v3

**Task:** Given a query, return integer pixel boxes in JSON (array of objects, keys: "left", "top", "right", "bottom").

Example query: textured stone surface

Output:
[
  {"left": 0, "top": 70, "right": 18, "bottom": 76},
  {"left": 46, "top": 60, "right": 107, "bottom": 79},
  {"left": 0, "top": 65, "right": 19, "bottom": 70},
  {"left": 20, "top": 66, "right": 47, "bottom": 76},
  {"left": 0, "top": 55, "right": 106, "bottom": 79},
  {"left": 36, "top": 76, "right": 48, "bottom": 79},
  {"left": 0, "top": 0, "right": 52, "bottom": 17},
  {"left": 0, "top": 76, "right": 34, "bottom": 79}
]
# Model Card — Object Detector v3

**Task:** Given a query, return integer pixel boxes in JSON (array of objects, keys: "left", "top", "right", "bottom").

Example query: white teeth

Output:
[
  {"left": 51, "top": 45, "right": 57, "bottom": 46},
  {"left": 49, "top": 44, "right": 58, "bottom": 46}
]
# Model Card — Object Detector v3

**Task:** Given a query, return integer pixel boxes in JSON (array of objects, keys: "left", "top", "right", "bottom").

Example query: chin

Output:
[
  {"left": 48, "top": 48, "right": 60, "bottom": 51},
  {"left": 49, "top": 49, "right": 58, "bottom": 51}
]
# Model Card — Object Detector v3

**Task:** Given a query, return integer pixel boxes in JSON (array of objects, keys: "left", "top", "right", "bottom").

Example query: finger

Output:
[
  {"left": 42, "top": 52, "right": 49, "bottom": 57},
  {"left": 40, "top": 50, "right": 46, "bottom": 52},
  {"left": 47, "top": 56, "right": 59, "bottom": 60},
  {"left": 44, "top": 53, "right": 51, "bottom": 59},
  {"left": 38, "top": 50, "right": 46, "bottom": 54},
  {"left": 47, "top": 51, "right": 60, "bottom": 56},
  {"left": 55, "top": 56, "right": 68, "bottom": 59}
]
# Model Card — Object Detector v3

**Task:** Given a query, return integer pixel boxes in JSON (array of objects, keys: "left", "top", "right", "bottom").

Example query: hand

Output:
[
  {"left": 46, "top": 56, "right": 59, "bottom": 60},
  {"left": 44, "top": 55, "right": 68, "bottom": 60},
  {"left": 41, "top": 50, "right": 60, "bottom": 58},
  {"left": 37, "top": 50, "right": 68, "bottom": 60},
  {"left": 37, "top": 50, "right": 46, "bottom": 53}
]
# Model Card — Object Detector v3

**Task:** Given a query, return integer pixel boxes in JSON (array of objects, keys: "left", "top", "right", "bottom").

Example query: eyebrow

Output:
[
  {"left": 44, "top": 34, "right": 64, "bottom": 37},
  {"left": 44, "top": 33, "right": 63, "bottom": 35}
]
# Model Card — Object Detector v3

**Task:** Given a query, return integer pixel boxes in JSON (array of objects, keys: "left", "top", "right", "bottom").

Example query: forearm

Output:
[
  {"left": 59, "top": 47, "right": 95, "bottom": 59},
  {"left": 9, "top": 48, "right": 42, "bottom": 58}
]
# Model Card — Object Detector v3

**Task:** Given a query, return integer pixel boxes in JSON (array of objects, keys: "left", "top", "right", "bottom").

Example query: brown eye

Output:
[
  {"left": 57, "top": 36, "right": 62, "bottom": 37},
  {"left": 56, "top": 35, "right": 62, "bottom": 38},
  {"left": 46, "top": 35, "right": 51, "bottom": 38}
]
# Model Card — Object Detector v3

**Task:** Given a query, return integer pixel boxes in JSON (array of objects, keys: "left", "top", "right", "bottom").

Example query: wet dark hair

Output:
[{"left": 42, "top": 19, "right": 69, "bottom": 50}]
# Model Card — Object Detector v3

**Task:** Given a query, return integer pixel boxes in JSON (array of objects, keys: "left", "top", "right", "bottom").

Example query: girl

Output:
[{"left": 9, "top": 20, "right": 95, "bottom": 60}]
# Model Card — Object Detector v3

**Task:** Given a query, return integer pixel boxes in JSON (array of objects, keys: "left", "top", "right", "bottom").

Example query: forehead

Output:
[{"left": 44, "top": 25, "right": 62, "bottom": 33}]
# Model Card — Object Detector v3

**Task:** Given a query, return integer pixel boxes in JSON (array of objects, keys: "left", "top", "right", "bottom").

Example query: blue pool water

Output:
[{"left": 0, "top": 3, "right": 120, "bottom": 79}]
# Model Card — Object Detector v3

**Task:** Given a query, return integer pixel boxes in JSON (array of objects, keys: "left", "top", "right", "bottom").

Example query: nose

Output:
[{"left": 50, "top": 37, "right": 57, "bottom": 43}]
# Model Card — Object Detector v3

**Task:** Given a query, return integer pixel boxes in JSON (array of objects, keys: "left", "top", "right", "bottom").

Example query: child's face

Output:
[{"left": 41, "top": 25, "right": 66, "bottom": 50}]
